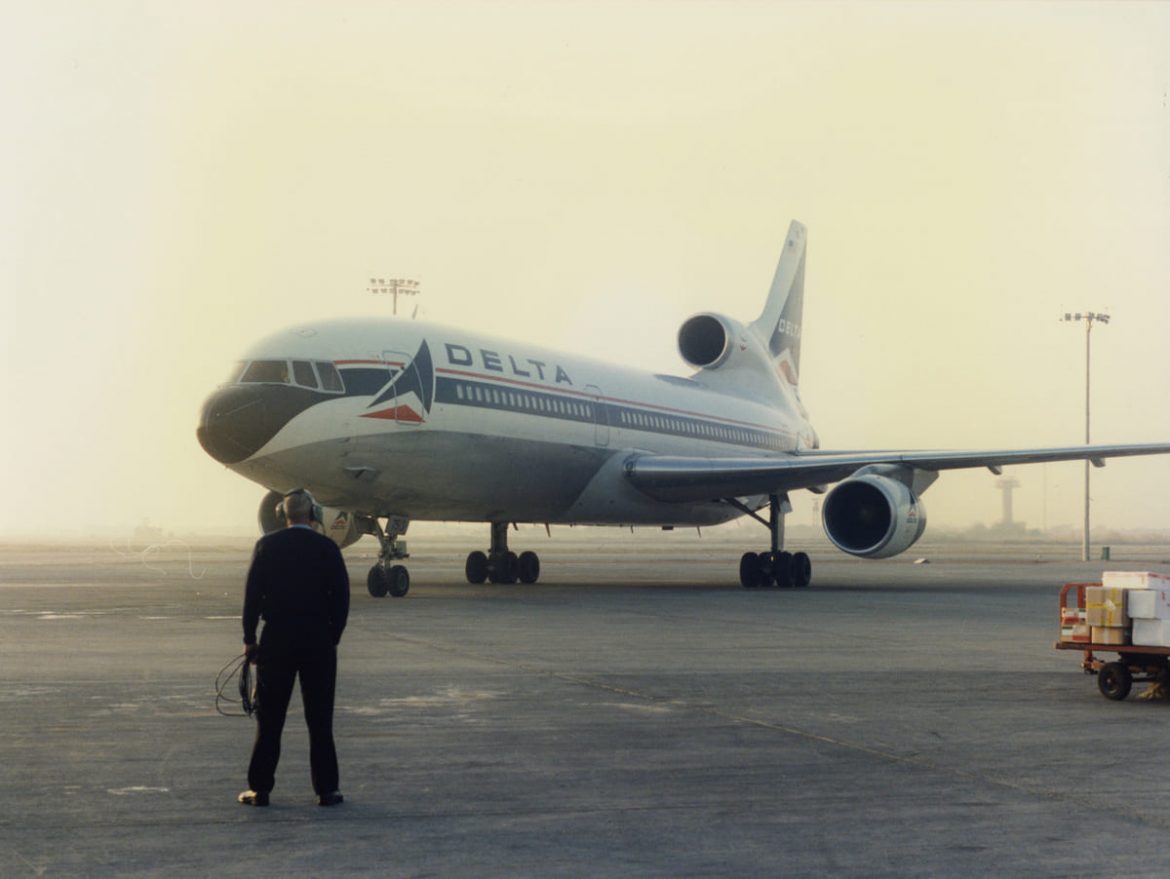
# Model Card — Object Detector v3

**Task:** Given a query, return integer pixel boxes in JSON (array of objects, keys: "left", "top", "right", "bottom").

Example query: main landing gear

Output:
[
  {"left": 367, "top": 516, "right": 410, "bottom": 598},
  {"left": 465, "top": 522, "right": 541, "bottom": 585},
  {"left": 729, "top": 494, "right": 813, "bottom": 589}
]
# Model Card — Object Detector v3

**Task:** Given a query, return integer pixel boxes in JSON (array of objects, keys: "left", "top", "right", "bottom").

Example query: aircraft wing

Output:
[{"left": 624, "top": 443, "right": 1170, "bottom": 503}]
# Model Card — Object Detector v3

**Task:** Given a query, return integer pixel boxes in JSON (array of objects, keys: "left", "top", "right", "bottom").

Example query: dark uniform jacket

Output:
[{"left": 242, "top": 526, "right": 350, "bottom": 651}]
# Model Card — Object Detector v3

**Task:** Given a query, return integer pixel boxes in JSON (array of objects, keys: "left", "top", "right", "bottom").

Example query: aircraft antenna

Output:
[{"left": 368, "top": 277, "right": 420, "bottom": 316}]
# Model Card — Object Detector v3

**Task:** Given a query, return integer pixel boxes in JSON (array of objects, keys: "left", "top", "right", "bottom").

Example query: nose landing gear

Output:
[
  {"left": 366, "top": 516, "right": 410, "bottom": 598},
  {"left": 465, "top": 522, "right": 541, "bottom": 585}
]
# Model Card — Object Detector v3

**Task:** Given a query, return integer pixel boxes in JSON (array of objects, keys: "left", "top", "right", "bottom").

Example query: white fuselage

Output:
[{"left": 206, "top": 318, "right": 816, "bottom": 527}]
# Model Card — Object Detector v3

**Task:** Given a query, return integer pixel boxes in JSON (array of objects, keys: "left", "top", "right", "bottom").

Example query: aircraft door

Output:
[
  {"left": 586, "top": 384, "right": 610, "bottom": 448},
  {"left": 381, "top": 349, "right": 425, "bottom": 427}
]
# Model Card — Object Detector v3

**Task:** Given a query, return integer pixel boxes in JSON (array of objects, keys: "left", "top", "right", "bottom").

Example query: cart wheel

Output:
[{"left": 1098, "top": 661, "right": 1133, "bottom": 701}]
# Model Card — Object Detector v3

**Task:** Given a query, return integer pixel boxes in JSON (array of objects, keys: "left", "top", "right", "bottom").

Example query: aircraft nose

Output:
[{"left": 197, "top": 385, "right": 280, "bottom": 465}]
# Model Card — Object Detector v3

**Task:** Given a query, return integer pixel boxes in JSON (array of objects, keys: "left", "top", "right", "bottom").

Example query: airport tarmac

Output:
[{"left": 3, "top": 534, "right": 1170, "bottom": 878}]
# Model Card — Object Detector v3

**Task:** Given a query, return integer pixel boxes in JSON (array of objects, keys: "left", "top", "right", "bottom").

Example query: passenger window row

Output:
[
  {"left": 449, "top": 378, "right": 781, "bottom": 449},
  {"left": 616, "top": 407, "right": 781, "bottom": 450},
  {"left": 453, "top": 382, "right": 593, "bottom": 419}
]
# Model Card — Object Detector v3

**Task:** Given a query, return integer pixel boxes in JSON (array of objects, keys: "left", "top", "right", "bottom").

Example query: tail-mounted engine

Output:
[
  {"left": 257, "top": 489, "right": 363, "bottom": 549},
  {"left": 677, "top": 311, "right": 787, "bottom": 397},
  {"left": 821, "top": 467, "right": 933, "bottom": 559},
  {"left": 677, "top": 313, "right": 756, "bottom": 371},
  {"left": 677, "top": 310, "right": 813, "bottom": 427}
]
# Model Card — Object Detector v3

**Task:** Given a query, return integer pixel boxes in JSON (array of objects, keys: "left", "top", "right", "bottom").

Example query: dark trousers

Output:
[{"left": 247, "top": 640, "right": 339, "bottom": 795}]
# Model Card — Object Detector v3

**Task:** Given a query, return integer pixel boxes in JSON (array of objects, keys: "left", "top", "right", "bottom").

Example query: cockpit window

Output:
[
  {"left": 292, "top": 360, "right": 318, "bottom": 389},
  {"left": 315, "top": 361, "right": 344, "bottom": 393},
  {"left": 240, "top": 360, "right": 290, "bottom": 384}
]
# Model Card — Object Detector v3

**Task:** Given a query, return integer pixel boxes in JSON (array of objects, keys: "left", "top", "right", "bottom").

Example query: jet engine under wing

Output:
[{"left": 623, "top": 443, "right": 1170, "bottom": 503}]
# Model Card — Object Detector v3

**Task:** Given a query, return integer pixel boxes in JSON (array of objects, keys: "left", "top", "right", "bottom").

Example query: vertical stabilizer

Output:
[{"left": 749, "top": 220, "right": 806, "bottom": 389}]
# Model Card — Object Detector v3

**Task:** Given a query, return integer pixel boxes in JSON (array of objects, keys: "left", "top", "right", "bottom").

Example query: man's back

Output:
[{"left": 243, "top": 527, "right": 350, "bottom": 648}]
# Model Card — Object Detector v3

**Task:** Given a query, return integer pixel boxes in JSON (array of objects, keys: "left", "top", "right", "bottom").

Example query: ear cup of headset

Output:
[{"left": 282, "top": 488, "right": 322, "bottom": 525}]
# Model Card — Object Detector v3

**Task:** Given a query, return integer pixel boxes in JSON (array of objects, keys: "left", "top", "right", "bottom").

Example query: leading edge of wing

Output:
[{"left": 623, "top": 443, "right": 1170, "bottom": 503}]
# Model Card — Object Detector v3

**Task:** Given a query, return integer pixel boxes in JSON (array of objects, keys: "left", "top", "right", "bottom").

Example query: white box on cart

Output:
[
  {"left": 1127, "top": 589, "right": 1170, "bottom": 620},
  {"left": 1132, "top": 619, "right": 1170, "bottom": 648},
  {"left": 1103, "top": 571, "right": 1170, "bottom": 591}
]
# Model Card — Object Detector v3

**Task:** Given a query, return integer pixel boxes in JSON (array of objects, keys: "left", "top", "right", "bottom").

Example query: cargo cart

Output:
[{"left": 1055, "top": 582, "right": 1170, "bottom": 701}]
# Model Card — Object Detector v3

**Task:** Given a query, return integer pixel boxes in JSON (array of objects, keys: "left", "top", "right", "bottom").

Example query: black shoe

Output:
[
  {"left": 237, "top": 789, "right": 269, "bottom": 806},
  {"left": 317, "top": 791, "right": 344, "bottom": 807}
]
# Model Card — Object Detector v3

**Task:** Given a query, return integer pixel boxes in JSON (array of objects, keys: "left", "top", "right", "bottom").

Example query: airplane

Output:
[{"left": 196, "top": 220, "right": 1170, "bottom": 598}]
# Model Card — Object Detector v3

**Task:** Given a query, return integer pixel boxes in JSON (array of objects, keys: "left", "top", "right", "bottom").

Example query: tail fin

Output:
[{"left": 749, "top": 220, "right": 806, "bottom": 389}]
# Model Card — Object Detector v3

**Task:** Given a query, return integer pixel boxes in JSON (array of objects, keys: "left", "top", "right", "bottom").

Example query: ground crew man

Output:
[{"left": 236, "top": 489, "right": 350, "bottom": 807}]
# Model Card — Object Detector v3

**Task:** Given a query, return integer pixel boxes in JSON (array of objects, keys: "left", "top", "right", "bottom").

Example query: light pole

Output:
[
  {"left": 1061, "top": 311, "right": 1110, "bottom": 561},
  {"left": 368, "top": 278, "right": 420, "bottom": 315}
]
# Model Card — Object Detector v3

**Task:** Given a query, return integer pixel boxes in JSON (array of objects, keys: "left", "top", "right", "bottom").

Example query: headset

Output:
[{"left": 274, "top": 488, "right": 323, "bottom": 527}]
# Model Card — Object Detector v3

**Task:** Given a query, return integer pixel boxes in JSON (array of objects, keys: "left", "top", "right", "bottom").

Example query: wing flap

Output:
[{"left": 624, "top": 443, "right": 1170, "bottom": 503}]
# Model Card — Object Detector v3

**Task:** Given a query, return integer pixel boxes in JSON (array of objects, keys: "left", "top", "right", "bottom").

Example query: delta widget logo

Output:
[{"left": 361, "top": 341, "right": 435, "bottom": 423}]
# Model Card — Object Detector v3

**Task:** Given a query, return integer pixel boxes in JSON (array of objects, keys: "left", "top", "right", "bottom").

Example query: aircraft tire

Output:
[
  {"left": 739, "top": 552, "right": 762, "bottom": 588},
  {"left": 367, "top": 566, "right": 389, "bottom": 598},
  {"left": 388, "top": 564, "right": 410, "bottom": 598},
  {"left": 791, "top": 552, "right": 812, "bottom": 588},
  {"left": 772, "top": 551, "right": 793, "bottom": 588},
  {"left": 465, "top": 551, "right": 488, "bottom": 584},
  {"left": 518, "top": 551, "right": 540, "bottom": 584},
  {"left": 486, "top": 551, "right": 520, "bottom": 585}
]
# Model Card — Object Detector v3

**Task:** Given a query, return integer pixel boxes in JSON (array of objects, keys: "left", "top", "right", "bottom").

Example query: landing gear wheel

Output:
[
  {"left": 487, "top": 551, "right": 519, "bottom": 585},
  {"left": 366, "top": 566, "right": 389, "bottom": 598},
  {"left": 755, "top": 552, "right": 776, "bottom": 588},
  {"left": 387, "top": 564, "right": 410, "bottom": 597},
  {"left": 518, "top": 551, "right": 540, "bottom": 584},
  {"left": 739, "top": 552, "right": 762, "bottom": 589},
  {"left": 1098, "top": 661, "right": 1133, "bottom": 701},
  {"left": 465, "top": 551, "right": 488, "bottom": 584},
  {"left": 771, "top": 551, "right": 793, "bottom": 588},
  {"left": 790, "top": 551, "right": 812, "bottom": 588}
]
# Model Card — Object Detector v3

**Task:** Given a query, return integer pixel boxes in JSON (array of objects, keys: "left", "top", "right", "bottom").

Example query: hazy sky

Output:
[{"left": 2, "top": 1, "right": 1169, "bottom": 538}]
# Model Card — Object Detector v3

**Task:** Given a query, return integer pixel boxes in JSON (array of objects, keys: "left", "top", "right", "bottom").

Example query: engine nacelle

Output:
[
  {"left": 256, "top": 490, "right": 362, "bottom": 549},
  {"left": 822, "top": 474, "right": 927, "bottom": 559},
  {"left": 258, "top": 489, "right": 284, "bottom": 534},
  {"left": 678, "top": 313, "right": 749, "bottom": 371},
  {"left": 319, "top": 508, "right": 362, "bottom": 549}
]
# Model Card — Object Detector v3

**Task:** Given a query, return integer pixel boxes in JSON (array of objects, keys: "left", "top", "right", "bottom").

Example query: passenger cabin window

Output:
[
  {"left": 315, "top": 361, "right": 344, "bottom": 393},
  {"left": 241, "top": 360, "right": 290, "bottom": 384},
  {"left": 292, "top": 360, "right": 318, "bottom": 388}
]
